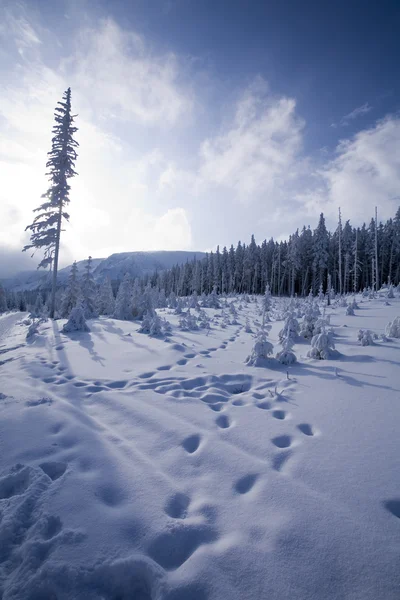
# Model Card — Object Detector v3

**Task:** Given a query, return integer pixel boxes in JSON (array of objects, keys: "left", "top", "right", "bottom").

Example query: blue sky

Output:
[{"left": 1, "top": 0, "right": 399, "bottom": 270}]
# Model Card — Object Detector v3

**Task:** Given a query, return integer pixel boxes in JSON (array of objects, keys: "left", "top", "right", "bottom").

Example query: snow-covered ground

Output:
[{"left": 0, "top": 297, "right": 399, "bottom": 599}]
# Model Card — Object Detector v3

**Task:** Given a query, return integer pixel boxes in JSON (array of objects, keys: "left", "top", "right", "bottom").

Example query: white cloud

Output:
[
  {"left": 0, "top": 3, "right": 399, "bottom": 269},
  {"left": 199, "top": 79, "right": 304, "bottom": 201},
  {"left": 297, "top": 115, "right": 400, "bottom": 226},
  {"left": 0, "top": 6, "right": 42, "bottom": 54},
  {"left": 331, "top": 102, "right": 373, "bottom": 128},
  {"left": 152, "top": 208, "right": 192, "bottom": 250},
  {"left": 65, "top": 18, "right": 192, "bottom": 126}
]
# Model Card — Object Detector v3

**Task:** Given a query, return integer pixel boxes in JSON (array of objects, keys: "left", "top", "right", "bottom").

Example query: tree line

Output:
[
  {"left": 142, "top": 209, "right": 400, "bottom": 298},
  {"left": 3, "top": 86, "right": 397, "bottom": 321}
]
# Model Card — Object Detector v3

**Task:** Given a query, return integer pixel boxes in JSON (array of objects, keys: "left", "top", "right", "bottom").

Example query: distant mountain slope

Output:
[{"left": 1, "top": 251, "right": 205, "bottom": 291}]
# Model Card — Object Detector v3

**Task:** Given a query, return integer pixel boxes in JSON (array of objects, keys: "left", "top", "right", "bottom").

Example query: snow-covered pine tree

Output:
[
  {"left": 62, "top": 306, "right": 89, "bottom": 333},
  {"left": 0, "top": 284, "right": 8, "bottom": 313},
  {"left": 97, "top": 277, "right": 115, "bottom": 315},
  {"left": 386, "top": 316, "right": 400, "bottom": 338},
  {"left": 246, "top": 314, "right": 274, "bottom": 366},
  {"left": 312, "top": 213, "right": 329, "bottom": 294},
  {"left": 60, "top": 261, "right": 81, "bottom": 318},
  {"left": 113, "top": 274, "right": 133, "bottom": 320},
  {"left": 307, "top": 330, "right": 336, "bottom": 360},
  {"left": 32, "top": 293, "right": 44, "bottom": 318},
  {"left": 81, "top": 256, "right": 98, "bottom": 319},
  {"left": 23, "top": 88, "right": 78, "bottom": 318},
  {"left": 338, "top": 207, "right": 343, "bottom": 295}
]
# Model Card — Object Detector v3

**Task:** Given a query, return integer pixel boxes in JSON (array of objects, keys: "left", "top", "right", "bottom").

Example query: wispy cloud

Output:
[
  {"left": 330, "top": 102, "right": 373, "bottom": 128},
  {"left": 65, "top": 18, "right": 193, "bottom": 126},
  {"left": 0, "top": 3, "right": 399, "bottom": 264},
  {"left": 297, "top": 114, "right": 400, "bottom": 224},
  {"left": 199, "top": 78, "right": 304, "bottom": 200}
]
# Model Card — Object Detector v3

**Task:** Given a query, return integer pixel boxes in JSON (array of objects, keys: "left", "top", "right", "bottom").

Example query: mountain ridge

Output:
[{"left": 1, "top": 250, "right": 206, "bottom": 291}]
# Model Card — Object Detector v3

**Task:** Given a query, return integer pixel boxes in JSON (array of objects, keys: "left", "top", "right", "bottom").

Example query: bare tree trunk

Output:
[
  {"left": 375, "top": 206, "right": 379, "bottom": 291},
  {"left": 50, "top": 204, "right": 62, "bottom": 319},
  {"left": 302, "top": 266, "right": 309, "bottom": 297},
  {"left": 277, "top": 246, "right": 281, "bottom": 297},
  {"left": 353, "top": 229, "right": 358, "bottom": 293},
  {"left": 338, "top": 207, "right": 342, "bottom": 295},
  {"left": 388, "top": 241, "right": 394, "bottom": 285}
]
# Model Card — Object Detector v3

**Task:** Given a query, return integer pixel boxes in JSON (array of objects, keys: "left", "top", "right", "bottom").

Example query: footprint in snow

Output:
[
  {"left": 297, "top": 423, "right": 315, "bottom": 436},
  {"left": 256, "top": 400, "right": 271, "bottom": 410},
  {"left": 383, "top": 499, "right": 400, "bottom": 519},
  {"left": 234, "top": 473, "right": 258, "bottom": 495},
  {"left": 181, "top": 434, "right": 201, "bottom": 454},
  {"left": 272, "top": 410, "right": 287, "bottom": 420},
  {"left": 216, "top": 414, "right": 231, "bottom": 429},
  {"left": 165, "top": 492, "right": 190, "bottom": 519},
  {"left": 148, "top": 523, "right": 217, "bottom": 570},
  {"left": 39, "top": 461, "right": 67, "bottom": 481},
  {"left": 26, "top": 397, "right": 53, "bottom": 407},
  {"left": 272, "top": 435, "right": 293, "bottom": 449},
  {"left": 138, "top": 371, "right": 156, "bottom": 379},
  {"left": 272, "top": 451, "right": 293, "bottom": 473},
  {"left": 0, "top": 466, "right": 31, "bottom": 499}
]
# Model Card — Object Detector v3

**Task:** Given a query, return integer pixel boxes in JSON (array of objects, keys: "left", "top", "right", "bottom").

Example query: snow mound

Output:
[
  {"left": 62, "top": 307, "right": 90, "bottom": 333},
  {"left": 385, "top": 316, "right": 400, "bottom": 338}
]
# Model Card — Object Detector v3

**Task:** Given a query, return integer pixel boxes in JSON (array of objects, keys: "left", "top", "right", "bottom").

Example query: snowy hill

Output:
[
  {"left": 0, "top": 294, "right": 399, "bottom": 599},
  {"left": 1, "top": 251, "right": 205, "bottom": 291}
]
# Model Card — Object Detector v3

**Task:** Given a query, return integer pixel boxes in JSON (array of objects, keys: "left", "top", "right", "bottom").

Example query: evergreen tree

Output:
[
  {"left": 23, "top": 88, "right": 79, "bottom": 318},
  {"left": 60, "top": 261, "right": 81, "bottom": 318},
  {"left": 81, "top": 256, "right": 98, "bottom": 319},
  {"left": 97, "top": 277, "right": 115, "bottom": 315},
  {"left": 313, "top": 213, "right": 329, "bottom": 292},
  {"left": 0, "top": 284, "right": 8, "bottom": 313},
  {"left": 113, "top": 274, "right": 132, "bottom": 320}
]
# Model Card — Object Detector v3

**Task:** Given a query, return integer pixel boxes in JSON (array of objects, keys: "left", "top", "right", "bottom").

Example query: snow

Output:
[{"left": 0, "top": 297, "right": 399, "bottom": 599}]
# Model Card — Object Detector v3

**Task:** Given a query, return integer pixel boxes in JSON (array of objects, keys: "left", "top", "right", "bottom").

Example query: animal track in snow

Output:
[
  {"left": 208, "top": 402, "right": 224, "bottom": 412},
  {"left": 148, "top": 524, "right": 217, "bottom": 570},
  {"left": 256, "top": 400, "right": 271, "bottom": 410},
  {"left": 216, "top": 414, "right": 231, "bottom": 429},
  {"left": 26, "top": 397, "right": 52, "bottom": 407},
  {"left": 40, "top": 515, "right": 63, "bottom": 540},
  {"left": 138, "top": 371, "right": 156, "bottom": 379},
  {"left": 272, "top": 410, "right": 287, "bottom": 420},
  {"left": 232, "top": 398, "right": 247, "bottom": 406},
  {"left": 96, "top": 484, "right": 125, "bottom": 507},
  {"left": 106, "top": 380, "right": 128, "bottom": 389},
  {"left": 50, "top": 422, "right": 64, "bottom": 435},
  {"left": 182, "top": 434, "right": 201, "bottom": 454},
  {"left": 272, "top": 451, "right": 292, "bottom": 472},
  {"left": 86, "top": 385, "right": 106, "bottom": 393},
  {"left": 272, "top": 435, "right": 293, "bottom": 449},
  {"left": 0, "top": 466, "right": 31, "bottom": 499},
  {"left": 383, "top": 499, "right": 400, "bottom": 519},
  {"left": 234, "top": 473, "right": 258, "bottom": 494},
  {"left": 176, "top": 358, "right": 188, "bottom": 366},
  {"left": 297, "top": 423, "right": 315, "bottom": 436},
  {"left": 39, "top": 461, "right": 67, "bottom": 481},
  {"left": 165, "top": 492, "right": 190, "bottom": 519}
]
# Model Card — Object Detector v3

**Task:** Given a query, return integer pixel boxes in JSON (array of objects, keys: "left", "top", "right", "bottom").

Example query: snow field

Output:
[{"left": 0, "top": 295, "right": 399, "bottom": 599}]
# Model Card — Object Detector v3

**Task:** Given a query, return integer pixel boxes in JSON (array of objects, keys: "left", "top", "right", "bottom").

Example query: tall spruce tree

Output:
[
  {"left": 60, "top": 261, "right": 81, "bottom": 318},
  {"left": 81, "top": 256, "right": 98, "bottom": 319},
  {"left": 0, "top": 283, "right": 8, "bottom": 313},
  {"left": 23, "top": 88, "right": 79, "bottom": 318}
]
